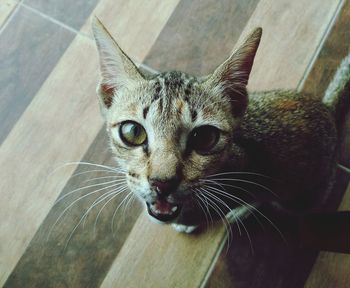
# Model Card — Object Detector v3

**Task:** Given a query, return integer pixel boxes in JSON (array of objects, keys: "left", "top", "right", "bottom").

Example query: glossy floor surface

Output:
[{"left": 0, "top": 0, "right": 349, "bottom": 287}]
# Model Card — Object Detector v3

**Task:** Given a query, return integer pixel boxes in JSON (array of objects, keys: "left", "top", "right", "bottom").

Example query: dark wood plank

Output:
[
  {"left": 3, "top": 1, "right": 180, "bottom": 285},
  {"left": 144, "top": 0, "right": 259, "bottom": 75},
  {"left": 0, "top": 6, "right": 75, "bottom": 144},
  {"left": 4, "top": 128, "right": 143, "bottom": 288},
  {"left": 207, "top": 0, "right": 350, "bottom": 287},
  {"left": 23, "top": 0, "right": 99, "bottom": 30}
]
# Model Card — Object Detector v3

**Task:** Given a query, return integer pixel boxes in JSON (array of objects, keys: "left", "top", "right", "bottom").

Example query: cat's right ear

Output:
[
  {"left": 204, "top": 27, "right": 262, "bottom": 117},
  {"left": 92, "top": 17, "right": 144, "bottom": 114}
]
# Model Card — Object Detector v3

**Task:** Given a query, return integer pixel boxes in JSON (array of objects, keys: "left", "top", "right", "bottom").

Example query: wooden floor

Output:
[{"left": 0, "top": 0, "right": 349, "bottom": 287}]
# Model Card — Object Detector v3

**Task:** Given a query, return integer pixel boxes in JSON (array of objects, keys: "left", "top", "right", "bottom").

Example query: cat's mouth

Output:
[{"left": 146, "top": 200, "right": 182, "bottom": 222}]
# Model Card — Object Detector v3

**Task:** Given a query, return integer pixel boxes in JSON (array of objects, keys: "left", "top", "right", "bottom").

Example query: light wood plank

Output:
[
  {"left": 244, "top": 0, "right": 343, "bottom": 91},
  {"left": 0, "top": 1, "right": 179, "bottom": 285},
  {"left": 101, "top": 0, "right": 343, "bottom": 287},
  {"left": 0, "top": 35, "right": 101, "bottom": 285},
  {"left": 101, "top": 214, "right": 226, "bottom": 288},
  {"left": 0, "top": 0, "right": 17, "bottom": 28},
  {"left": 80, "top": 0, "right": 181, "bottom": 63}
]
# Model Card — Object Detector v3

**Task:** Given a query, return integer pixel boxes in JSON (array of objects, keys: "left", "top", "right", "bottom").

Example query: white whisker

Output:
[
  {"left": 55, "top": 179, "right": 126, "bottom": 204},
  {"left": 203, "top": 184, "right": 286, "bottom": 243},
  {"left": 111, "top": 192, "right": 134, "bottom": 235},
  {"left": 64, "top": 188, "right": 125, "bottom": 249},
  {"left": 205, "top": 177, "right": 279, "bottom": 199},
  {"left": 47, "top": 182, "right": 124, "bottom": 240},
  {"left": 93, "top": 186, "right": 128, "bottom": 234}
]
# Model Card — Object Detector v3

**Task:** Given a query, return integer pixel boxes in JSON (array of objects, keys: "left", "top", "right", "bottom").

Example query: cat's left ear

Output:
[
  {"left": 92, "top": 17, "right": 144, "bottom": 113},
  {"left": 205, "top": 28, "right": 262, "bottom": 117}
]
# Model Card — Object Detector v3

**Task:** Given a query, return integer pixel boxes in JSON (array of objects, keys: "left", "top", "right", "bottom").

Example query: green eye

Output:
[
  {"left": 119, "top": 121, "right": 147, "bottom": 146},
  {"left": 188, "top": 125, "right": 220, "bottom": 154}
]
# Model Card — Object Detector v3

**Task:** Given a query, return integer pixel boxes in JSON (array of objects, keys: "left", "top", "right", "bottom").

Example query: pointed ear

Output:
[
  {"left": 92, "top": 17, "right": 144, "bottom": 111},
  {"left": 205, "top": 27, "right": 262, "bottom": 117}
]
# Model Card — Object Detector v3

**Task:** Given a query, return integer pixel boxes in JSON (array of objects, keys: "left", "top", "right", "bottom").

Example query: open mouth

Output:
[{"left": 146, "top": 200, "right": 182, "bottom": 222}]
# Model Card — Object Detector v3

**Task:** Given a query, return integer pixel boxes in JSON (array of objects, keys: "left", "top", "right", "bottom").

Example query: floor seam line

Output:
[
  {"left": 20, "top": 2, "right": 90, "bottom": 38},
  {"left": 0, "top": 0, "right": 24, "bottom": 35}
]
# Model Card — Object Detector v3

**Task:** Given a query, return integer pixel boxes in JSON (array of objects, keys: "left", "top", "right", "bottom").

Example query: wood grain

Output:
[
  {"left": 102, "top": 0, "right": 344, "bottom": 287},
  {"left": 101, "top": 214, "right": 226, "bottom": 288},
  {"left": 0, "top": 0, "right": 181, "bottom": 286},
  {"left": 80, "top": 0, "right": 181, "bottom": 63},
  {"left": 0, "top": 0, "right": 17, "bottom": 28},
  {"left": 23, "top": 0, "right": 99, "bottom": 30},
  {"left": 0, "top": 5, "right": 76, "bottom": 144},
  {"left": 303, "top": 1, "right": 350, "bottom": 285},
  {"left": 5, "top": 129, "right": 143, "bottom": 287},
  {"left": 144, "top": 0, "right": 259, "bottom": 74},
  {"left": 0, "top": 35, "right": 102, "bottom": 286}
]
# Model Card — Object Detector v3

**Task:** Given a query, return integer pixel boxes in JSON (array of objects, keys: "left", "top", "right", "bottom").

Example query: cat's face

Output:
[{"left": 92, "top": 18, "right": 261, "bottom": 223}]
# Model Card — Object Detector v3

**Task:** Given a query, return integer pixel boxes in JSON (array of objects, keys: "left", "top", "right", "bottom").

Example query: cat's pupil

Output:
[
  {"left": 120, "top": 121, "right": 146, "bottom": 146},
  {"left": 189, "top": 125, "right": 220, "bottom": 154}
]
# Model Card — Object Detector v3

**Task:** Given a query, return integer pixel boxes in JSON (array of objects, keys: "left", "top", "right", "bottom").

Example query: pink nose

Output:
[{"left": 150, "top": 178, "right": 179, "bottom": 195}]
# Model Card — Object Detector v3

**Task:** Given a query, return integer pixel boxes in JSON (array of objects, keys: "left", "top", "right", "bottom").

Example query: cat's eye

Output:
[
  {"left": 188, "top": 125, "right": 220, "bottom": 154},
  {"left": 119, "top": 121, "right": 147, "bottom": 146}
]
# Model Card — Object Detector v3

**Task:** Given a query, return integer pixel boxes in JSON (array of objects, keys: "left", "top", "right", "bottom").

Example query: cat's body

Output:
[{"left": 92, "top": 18, "right": 350, "bottom": 232}]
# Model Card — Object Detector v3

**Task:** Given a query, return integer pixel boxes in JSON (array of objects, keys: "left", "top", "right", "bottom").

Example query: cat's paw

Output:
[{"left": 171, "top": 224, "right": 198, "bottom": 233}]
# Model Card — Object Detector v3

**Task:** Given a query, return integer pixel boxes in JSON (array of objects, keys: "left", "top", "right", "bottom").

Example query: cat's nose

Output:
[{"left": 150, "top": 177, "right": 179, "bottom": 196}]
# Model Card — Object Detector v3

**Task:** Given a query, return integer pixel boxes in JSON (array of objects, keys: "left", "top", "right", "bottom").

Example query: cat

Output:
[{"left": 91, "top": 17, "right": 350, "bottom": 233}]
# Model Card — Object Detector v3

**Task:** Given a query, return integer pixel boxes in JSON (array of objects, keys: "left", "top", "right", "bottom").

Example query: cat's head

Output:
[{"left": 92, "top": 18, "right": 261, "bottom": 223}]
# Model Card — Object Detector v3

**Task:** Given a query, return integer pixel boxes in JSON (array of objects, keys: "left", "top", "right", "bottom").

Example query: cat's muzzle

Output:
[{"left": 146, "top": 200, "right": 182, "bottom": 222}]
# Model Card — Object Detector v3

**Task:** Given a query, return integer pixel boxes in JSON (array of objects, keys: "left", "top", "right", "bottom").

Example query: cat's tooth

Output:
[{"left": 171, "top": 206, "right": 178, "bottom": 212}]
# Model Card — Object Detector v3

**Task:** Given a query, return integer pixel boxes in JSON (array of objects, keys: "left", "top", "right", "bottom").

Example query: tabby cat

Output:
[{"left": 92, "top": 17, "right": 350, "bottom": 233}]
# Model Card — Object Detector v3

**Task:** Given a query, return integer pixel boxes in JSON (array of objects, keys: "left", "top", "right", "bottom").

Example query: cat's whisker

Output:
[
  {"left": 84, "top": 175, "right": 125, "bottom": 183},
  {"left": 111, "top": 191, "right": 134, "bottom": 235},
  {"left": 206, "top": 171, "right": 275, "bottom": 180},
  {"left": 199, "top": 179, "right": 257, "bottom": 200},
  {"left": 198, "top": 189, "right": 233, "bottom": 249},
  {"left": 203, "top": 183, "right": 266, "bottom": 233},
  {"left": 47, "top": 182, "right": 123, "bottom": 241},
  {"left": 122, "top": 192, "right": 135, "bottom": 221},
  {"left": 236, "top": 215, "right": 254, "bottom": 254},
  {"left": 203, "top": 190, "right": 233, "bottom": 252},
  {"left": 203, "top": 184, "right": 286, "bottom": 243},
  {"left": 202, "top": 185, "right": 256, "bottom": 252},
  {"left": 93, "top": 186, "right": 128, "bottom": 235},
  {"left": 194, "top": 188, "right": 214, "bottom": 226},
  {"left": 49, "top": 161, "right": 124, "bottom": 177},
  {"left": 83, "top": 183, "right": 127, "bottom": 229},
  {"left": 70, "top": 169, "right": 121, "bottom": 180},
  {"left": 55, "top": 179, "right": 126, "bottom": 205},
  {"left": 192, "top": 189, "right": 211, "bottom": 229},
  {"left": 64, "top": 187, "right": 125, "bottom": 249},
  {"left": 205, "top": 177, "right": 279, "bottom": 199},
  {"left": 200, "top": 188, "right": 236, "bottom": 247}
]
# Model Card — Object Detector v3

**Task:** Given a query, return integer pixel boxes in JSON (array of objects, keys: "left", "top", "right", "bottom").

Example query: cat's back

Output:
[
  {"left": 242, "top": 90, "right": 336, "bottom": 142},
  {"left": 238, "top": 90, "right": 337, "bottom": 206}
]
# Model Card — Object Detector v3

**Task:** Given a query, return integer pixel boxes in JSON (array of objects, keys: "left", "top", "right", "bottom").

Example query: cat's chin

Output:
[{"left": 146, "top": 200, "right": 182, "bottom": 223}]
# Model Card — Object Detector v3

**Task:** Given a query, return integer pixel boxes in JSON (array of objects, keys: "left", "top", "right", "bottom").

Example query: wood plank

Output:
[
  {"left": 80, "top": 0, "right": 181, "bottom": 63},
  {"left": 0, "top": 1, "right": 180, "bottom": 285},
  {"left": 144, "top": 0, "right": 260, "bottom": 74},
  {"left": 0, "top": 35, "right": 101, "bottom": 286},
  {"left": 4, "top": 129, "right": 143, "bottom": 287},
  {"left": 0, "top": 0, "right": 17, "bottom": 28},
  {"left": 302, "top": 1, "right": 350, "bottom": 285},
  {"left": 101, "top": 214, "right": 226, "bottom": 288},
  {"left": 0, "top": 5, "right": 76, "bottom": 144},
  {"left": 102, "top": 0, "right": 343, "bottom": 287},
  {"left": 23, "top": 0, "right": 99, "bottom": 30}
]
